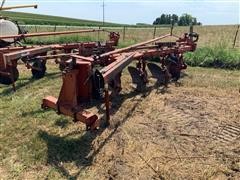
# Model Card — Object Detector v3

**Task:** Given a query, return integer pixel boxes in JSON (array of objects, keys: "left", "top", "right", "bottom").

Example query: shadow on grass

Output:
[
  {"left": 20, "top": 109, "right": 47, "bottom": 118},
  {"left": 38, "top": 92, "right": 144, "bottom": 179},
  {"left": 38, "top": 130, "right": 96, "bottom": 179},
  {"left": 54, "top": 118, "right": 70, "bottom": 128},
  {"left": 38, "top": 65, "right": 169, "bottom": 179},
  {"left": 0, "top": 72, "right": 60, "bottom": 96}
]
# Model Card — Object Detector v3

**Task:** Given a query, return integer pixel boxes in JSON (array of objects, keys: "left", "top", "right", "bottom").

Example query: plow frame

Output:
[{"left": 42, "top": 28, "right": 199, "bottom": 130}]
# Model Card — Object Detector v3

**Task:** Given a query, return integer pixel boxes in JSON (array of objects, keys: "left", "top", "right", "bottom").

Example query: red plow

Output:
[{"left": 42, "top": 29, "right": 199, "bottom": 130}]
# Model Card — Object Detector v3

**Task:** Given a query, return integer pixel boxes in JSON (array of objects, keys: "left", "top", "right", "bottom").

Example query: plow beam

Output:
[
  {"left": 100, "top": 33, "right": 171, "bottom": 58},
  {"left": 100, "top": 53, "right": 135, "bottom": 82}
]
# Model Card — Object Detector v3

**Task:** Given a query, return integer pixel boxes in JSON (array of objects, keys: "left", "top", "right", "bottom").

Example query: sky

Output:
[{"left": 4, "top": 0, "right": 240, "bottom": 25}]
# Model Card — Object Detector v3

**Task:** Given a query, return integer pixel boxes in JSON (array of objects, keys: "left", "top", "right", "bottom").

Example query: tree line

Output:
[{"left": 153, "top": 13, "right": 202, "bottom": 26}]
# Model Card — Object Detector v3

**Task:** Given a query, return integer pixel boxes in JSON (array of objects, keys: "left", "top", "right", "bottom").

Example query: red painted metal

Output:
[
  {"left": 42, "top": 61, "right": 99, "bottom": 130},
  {"left": 42, "top": 31, "right": 199, "bottom": 130},
  {"left": 0, "top": 30, "right": 120, "bottom": 90},
  {"left": 100, "top": 33, "right": 171, "bottom": 58},
  {"left": 100, "top": 53, "right": 136, "bottom": 82}
]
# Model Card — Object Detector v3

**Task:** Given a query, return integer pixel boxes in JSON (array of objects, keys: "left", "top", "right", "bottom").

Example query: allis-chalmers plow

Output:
[{"left": 42, "top": 29, "right": 199, "bottom": 130}]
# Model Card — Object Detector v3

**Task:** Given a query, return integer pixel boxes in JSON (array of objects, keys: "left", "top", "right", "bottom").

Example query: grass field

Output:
[
  {"left": 0, "top": 11, "right": 123, "bottom": 27},
  {"left": 23, "top": 25, "right": 240, "bottom": 48},
  {"left": 0, "top": 63, "right": 239, "bottom": 179}
]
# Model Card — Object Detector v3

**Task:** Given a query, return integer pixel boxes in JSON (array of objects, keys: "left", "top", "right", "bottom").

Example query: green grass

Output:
[{"left": 185, "top": 45, "right": 240, "bottom": 70}]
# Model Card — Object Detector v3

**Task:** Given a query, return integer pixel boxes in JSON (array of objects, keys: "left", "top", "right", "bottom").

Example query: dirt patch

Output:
[{"left": 80, "top": 66, "right": 240, "bottom": 179}]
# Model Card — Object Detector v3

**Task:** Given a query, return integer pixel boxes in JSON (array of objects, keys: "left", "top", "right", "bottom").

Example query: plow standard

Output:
[{"left": 42, "top": 30, "right": 199, "bottom": 130}]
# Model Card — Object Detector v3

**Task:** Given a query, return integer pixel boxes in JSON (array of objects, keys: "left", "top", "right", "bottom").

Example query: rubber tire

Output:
[
  {"left": 0, "top": 67, "right": 19, "bottom": 85},
  {"left": 31, "top": 61, "right": 46, "bottom": 79}
]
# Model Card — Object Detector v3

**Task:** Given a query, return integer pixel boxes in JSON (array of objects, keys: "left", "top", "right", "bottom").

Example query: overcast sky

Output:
[{"left": 4, "top": 0, "right": 240, "bottom": 25}]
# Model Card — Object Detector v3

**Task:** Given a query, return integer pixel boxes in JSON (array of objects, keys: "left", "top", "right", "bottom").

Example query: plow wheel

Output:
[
  {"left": 0, "top": 67, "right": 19, "bottom": 85},
  {"left": 31, "top": 60, "right": 46, "bottom": 79}
]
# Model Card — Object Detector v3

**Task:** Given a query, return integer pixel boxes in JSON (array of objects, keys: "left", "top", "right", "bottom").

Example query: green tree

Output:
[
  {"left": 153, "top": 13, "right": 201, "bottom": 26},
  {"left": 160, "top": 14, "right": 166, "bottom": 24},
  {"left": 178, "top": 13, "right": 200, "bottom": 26},
  {"left": 172, "top": 14, "right": 179, "bottom": 24}
]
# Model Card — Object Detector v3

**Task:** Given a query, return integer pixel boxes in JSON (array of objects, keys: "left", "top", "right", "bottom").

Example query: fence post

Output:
[
  {"left": 35, "top": 25, "right": 37, "bottom": 32},
  {"left": 153, "top": 26, "right": 156, "bottom": 39},
  {"left": 189, "top": 24, "right": 193, "bottom": 41},
  {"left": 233, "top": 25, "right": 239, "bottom": 48},
  {"left": 54, "top": 25, "right": 57, "bottom": 32},
  {"left": 123, "top": 26, "right": 126, "bottom": 41},
  {"left": 98, "top": 26, "right": 100, "bottom": 41}
]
